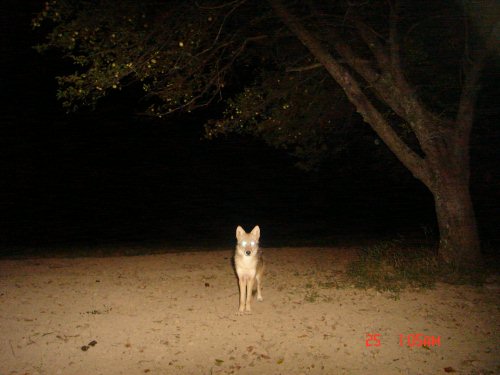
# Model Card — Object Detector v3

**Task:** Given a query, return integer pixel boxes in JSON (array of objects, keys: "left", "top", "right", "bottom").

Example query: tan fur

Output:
[{"left": 234, "top": 225, "right": 264, "bottom": 314}]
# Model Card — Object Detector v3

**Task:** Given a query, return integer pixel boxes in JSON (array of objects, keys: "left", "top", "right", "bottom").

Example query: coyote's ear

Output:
[
  {"left": 236, "top": 225, "right": 245, "bottom": 240},
  {"left": 250, "top": 225, "right": 260, "bottom": 240}
]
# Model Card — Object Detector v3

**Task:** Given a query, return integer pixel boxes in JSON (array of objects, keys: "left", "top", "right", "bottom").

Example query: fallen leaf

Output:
[{"left": 215, "top": 359, "right": 224, "bottom": 366}]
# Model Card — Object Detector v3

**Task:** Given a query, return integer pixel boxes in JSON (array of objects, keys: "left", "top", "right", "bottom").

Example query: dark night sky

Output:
[{"left": 1, "top": 1, "right": 498, "bottom": 254}]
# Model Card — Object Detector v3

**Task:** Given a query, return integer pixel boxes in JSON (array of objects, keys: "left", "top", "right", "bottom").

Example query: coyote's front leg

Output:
[
  {"left": 238, "top": 274, "right": 255, "bottom": 314},
  {"left": 238, "top": 277, "right": 247, "bottom": 314},
  {"left": 245, "top": 277, "right": 255, "bottom": 314}
]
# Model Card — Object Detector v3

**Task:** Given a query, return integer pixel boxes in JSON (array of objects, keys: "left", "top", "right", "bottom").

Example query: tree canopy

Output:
[{"left": 34, "top": 0, "right": 497, "bottom": 169}]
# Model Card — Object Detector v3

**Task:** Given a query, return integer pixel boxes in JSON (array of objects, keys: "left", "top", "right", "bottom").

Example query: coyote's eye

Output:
[
  {"left": 250, "top": 241, "right": 255, "bottom": 246},
  {"left": 241, "top": 241, "right": 247, "bottom": 246}
]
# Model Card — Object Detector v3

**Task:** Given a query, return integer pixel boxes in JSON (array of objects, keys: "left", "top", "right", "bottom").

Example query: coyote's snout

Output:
[{"left": 234, "top": 225, "right": 264, "bottom": 314}]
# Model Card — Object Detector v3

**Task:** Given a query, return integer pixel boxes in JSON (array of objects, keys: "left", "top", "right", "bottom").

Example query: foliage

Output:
[
  {"left": 33, "top": 0, "right": 495, "bottom": 174},
  {"left": 32, "top": 0, "right": 500, "bottom": 266},
  {"left": 33, "top": 0, "right": 268, "bottom": 114},
  {"left": 32, "top": 0, "right": 443, "bottom": 169},
  {"left": 206, "top": 69, "right": 354, "bottom": 169}
]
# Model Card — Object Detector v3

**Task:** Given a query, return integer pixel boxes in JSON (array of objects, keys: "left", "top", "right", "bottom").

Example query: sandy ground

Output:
[{"left": 0, "top": 247, "right": 499, "bottom": 375}]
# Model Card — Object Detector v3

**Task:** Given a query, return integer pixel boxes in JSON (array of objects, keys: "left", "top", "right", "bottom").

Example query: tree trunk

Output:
[{"left": 430, "top": 165, "right": 482, "bottom": 266}]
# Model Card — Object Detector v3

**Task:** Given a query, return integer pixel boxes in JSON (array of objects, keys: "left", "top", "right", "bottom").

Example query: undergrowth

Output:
[{"left": 346, "top": 238, "right": 487, "bottom": 297}]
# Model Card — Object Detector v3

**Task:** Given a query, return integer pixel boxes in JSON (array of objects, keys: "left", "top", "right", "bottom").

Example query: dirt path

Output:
[{"left": 1, "top": 247, "right": 498, "bottom": 375}]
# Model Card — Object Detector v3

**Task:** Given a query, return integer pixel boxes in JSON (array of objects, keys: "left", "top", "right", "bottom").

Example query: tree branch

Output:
[
  {"left": 352, "top": 13, "right": 446, "bottom": 147},
  {"left": 325, "top": 17, "right": 435, "bottom": 148},
  {"left": 389, "top": 0, "right": 402, "bottom": 70},
  {"left": 268, "top": 0, "right": 430, "bottom": 185},
  {"left": 286, "top": 62, "right": 323, "bottom": 72},
  {"left": 352, "top": 17, "right": 391, "bottom": 70},
  {"left": 456, "top": 25, "right": 496, "bottom": 144},
  {"left": 285, "top": 58, "right": 371, "bottom": 72}
]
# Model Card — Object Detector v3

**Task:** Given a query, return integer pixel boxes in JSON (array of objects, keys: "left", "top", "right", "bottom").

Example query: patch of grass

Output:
[
  {"left": 317, "top": 281, "right": 336, "bottom": 289},
  {"left": 346, "top": 238, "right": 493, "bottom": 295},
  {"left": 304, "top": 290, "right": 320, "bottom": 303},
  {"left": 303, "top": 277, "right": 341, "bottom": 302},
  {"left": 346, "top": 239, "right": 441, "bottom": 295}
]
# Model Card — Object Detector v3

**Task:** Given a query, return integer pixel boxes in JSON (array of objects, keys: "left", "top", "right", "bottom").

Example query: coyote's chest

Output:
[{"left": 235, "top": 252, "right": 260, "bottom": 276}]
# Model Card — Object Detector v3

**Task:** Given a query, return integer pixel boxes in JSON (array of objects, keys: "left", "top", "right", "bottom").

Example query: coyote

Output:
[{"left": 234, "top": 225, "right": 264, "bottom": 314}]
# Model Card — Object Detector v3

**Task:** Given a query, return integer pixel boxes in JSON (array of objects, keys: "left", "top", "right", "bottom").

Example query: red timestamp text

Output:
[
  {"left": 399, "top": 333, "right": 441, "bottom": 347},
  {"left": 365, "top": 333, "right": 441, "bottom": 347}
]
